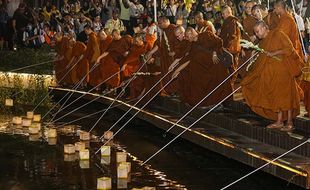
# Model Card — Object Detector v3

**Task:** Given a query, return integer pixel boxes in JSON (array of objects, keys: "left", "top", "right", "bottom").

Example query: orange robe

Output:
[
  {"left": 84, "top": 32, "right": 100, "bottom": 87},
  {"left": 240, "top": 15, "right": 257, "bottom": 77},
  {"left": 264, "top": 11, "right": 280, "bottom": 30},
  {"left": 90, "top": 35, "right": 113, "bottom": 87},
  {"left": 276, "top": 11, "right": 304, "bottom": 61},
  {"left": 196, "top": 20, "right": 215, "bottom": 33},
  {"left": 220, "top": 15, "right": 241, "bottom": 67},
  {"left": 187, "top": 31, "right": 232, "bottom": 106},
  {"left": 173, "top": 39, "right": 192, "bottom": 103},
  {"left": 54, "top": 36, "right": 70, "bottom": 85},
  {"left": 241, "top": 30, "right": 302, "bottom": 121},
  {"left": 100, "top": 35, "right": 133, "bottom": 88},
  {"left": 122, "top": 43, "right": 147, "bottom": 99},
  {"left": 157, "top": 24, "right": 178, "bottom": 95},
  {"left": 145, "top": 23, "right": 156, "bottom": 51},
  {"left": 70, "top": 41, "right": 87, "bottom": 85}
]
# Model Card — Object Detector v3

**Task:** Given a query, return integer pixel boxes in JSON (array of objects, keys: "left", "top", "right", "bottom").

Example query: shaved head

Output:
[
  {"left": 221, "top": 5, "right": 233, "bottom": 19},
  {"left": 175, "top": 26, "right": 185, "bottom": 41},
  {"left": 185, "top": 27, "right": 198, "bottom": 42},
  {"left": 245, "top": 1, "right": 256, "bottom": 15},
  {"left": 274, "top": 0, "right": 287, "bottom": 15}
]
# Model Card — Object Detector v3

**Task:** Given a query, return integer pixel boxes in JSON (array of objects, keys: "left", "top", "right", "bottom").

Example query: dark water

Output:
[{"left": 0, "top": 102, "right": 307, "bottom": 190}]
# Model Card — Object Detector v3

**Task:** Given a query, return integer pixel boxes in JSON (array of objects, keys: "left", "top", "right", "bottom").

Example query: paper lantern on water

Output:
[
  {"left": 79, "top": 160, "right": 90, "bottom": 169},
  {"left": 79, "top": 149, "right": 89, "bottom": 160},
  {"left": 117, "top": 178, "right": 128, "bottom": 189},
  {"left": 33, "top": 114, "right": 41, "bottom": 122},
  {"left": 28, "top": 124, "right": 40, "bottom": 134},
  {"left": 5, "top": 99, "right": 13, "bottom": 106},
  {"left": 22, "top": 119, "right": 32, "bottom": 127},
  {"left": 75, "top": 142, "right": 85, "bottom": 152},
  {"left": 131, "top": 187, "right": 156, "bottom": 190},
  {"left": 29, "top": 134, "right": 40, "bottom": 142},
  {"left": 116, "top": 152, "right": 127, "bottom": 163},
  {"left": 103, "top": 131, "right": 113, "bottom": 140},
  {"left": 119, "top": 162, "right": 131, "bottom": 173},
  {"left": 12, "top": 117, "right": 22, "bottom": 125},
  {"left": 64, "top": 144, "right": 75, "bottom": 154},
  {"left": 64, "top": 153, "right": 77, "bottom": 162},
  {"left": 97, "top": 177, "right": 111, "bottom": 190},
  {"left": 48, "top": 137, "right": 57, "bottom": 145},
  {"left": 26, "top": 111, "right": 34, "bottom": 119},
  {"left": 48, "top": 128, "right": 57, "bottom": 138},
  {"left": 117, "top": 164, "right": 129, "bottom": 179},
  {"left": 32, "top": 122, "right": 41, "bottom": 130},
  {"left": 101, "top": 156, "right": 111, "bottom": 165},
  {"left": 100, "top": 146, "right": 111, "bottom": 156},
  {"left": 79, "top": 131, "right": 90, "bottom": 141}
]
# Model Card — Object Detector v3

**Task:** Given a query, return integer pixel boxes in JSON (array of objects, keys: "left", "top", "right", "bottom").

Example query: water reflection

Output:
[{"left": 0, "top": 118, "right": 186, "bottom": 190}]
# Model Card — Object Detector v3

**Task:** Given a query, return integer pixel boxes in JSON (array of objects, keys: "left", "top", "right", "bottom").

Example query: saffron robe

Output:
[{"left": 241, "top": 30, "right": 302, "bottom": 121}]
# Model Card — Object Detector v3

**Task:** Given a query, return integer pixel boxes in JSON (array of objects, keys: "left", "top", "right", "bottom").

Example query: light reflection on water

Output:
[{"left": 0, "top": 118, "right": 187, "bottom": 190}]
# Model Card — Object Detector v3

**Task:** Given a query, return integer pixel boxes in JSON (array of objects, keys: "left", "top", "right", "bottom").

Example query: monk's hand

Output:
[
  {"left": 241, "top": 49, "right": 245, "bottom": 58},
  {"left": 266, "top": 51, "right": 276, "bottom": 57},
  {"left": 124, "top": 51, "right": 129, "bottom": 57},
  {"left": 168, "top": 52, "right": 175, "bottom": 57},
  {"left": 250, "top": 35, "right": 256, "bottom": 42},
  {"left": 212, "top": 52, "right": 220, "bottom": 64},
  {"left": 148, "top": 58, "right": 155, "bottom": 64}
]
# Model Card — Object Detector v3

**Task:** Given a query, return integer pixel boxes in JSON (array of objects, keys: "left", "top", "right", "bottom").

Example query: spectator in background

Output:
[
  {"left": 163, "top": 0, "right": 177, "bottom": 23},
  {"left": 175, "top": 0, "right": 188, "bottom": 28},
  {"left": 0, "top": 4, "right": 9, "bottom": 50},
  {"left": 12, "top": 2, "right": 33, "bottom": 48},
  {"left": 129, "top": 0, "right": 144, "bottom": 35},
  {"left": 93, "top": 15, "right": 102, "bottom": 33},
  {"left": 104, "top": 10, "right": 125, "bottom": 34}
]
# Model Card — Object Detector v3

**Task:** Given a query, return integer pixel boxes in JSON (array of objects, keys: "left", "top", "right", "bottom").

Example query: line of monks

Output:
[{"left": 53, "top": 1, "right": 310, "bottom": 131}]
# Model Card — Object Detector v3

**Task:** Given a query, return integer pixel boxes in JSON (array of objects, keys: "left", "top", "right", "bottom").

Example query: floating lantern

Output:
[
  {"left": 79, "top": 131, "right": 90, "bottom": 141},
  {"left": 116, "top": 152, "right": 127, "bottom": 163},
  {"left": 103, "top": 131, "right": 113, "bottom": 140},
  {"left": 79, "top": 160, "right": 90, "bottom": 169},
  {"left": 97, "top": 177, "right": 111, "bottom": 190},
  {"left": 12, "top": 117, "right": 22, "bottom": 125},
  {"left": 64, "top": 144, "right": 75, "bottom": 154},
  {"left": 75, "top": 142, "right": 85, "bottom": 152},
  {"left": 48, "top": 137, "right": 57, "bottom": 145},
  {"left": 5, "top": 99, "right": 13, "bottom": 106},
  {"left": 79, "top": 149, "right": 89, "bottom": 160},
  {"left": 48, "top": 128, "right": 57, "bottom": 138},
  {"left": 119, "top": 162, "right": 131, "bottom": 173},
  {"left": 101, "top": 156, "right": 111, "bottom": 165},
  {"left": 132, "top": 187, "right": 156, "bottom": 190},
  {"left": 100, "top": 146, "right": 111, "bottom": 156},
  {"left": 28, "top": 125, "right": 40, "bottom": 134},
  {"left": 33, "top": 114, "right": 41, "bottom": 122},
  {"left": 31, "top": 122, "right": 41, "bottom": 130},
  {"left": 22, "top": 119, "right": 32, "bottom": 127},
  {"left": 117, "top": 164, "right": 129, "bottom": 178},
  {"left": 64, "top": 153, "right": 77, "bottom": 162},
  {"left": 29, "top": 134, "right": 40, "bottom": 142},
  {"left": 26, "top": 111, "right": 34, "bottom": 119},
  {"left": 117, "top": 178, "right": 128, "bottom": 189}
]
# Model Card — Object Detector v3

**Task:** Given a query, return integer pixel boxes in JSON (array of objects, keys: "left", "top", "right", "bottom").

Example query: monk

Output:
[
  {"left": 144, "top": 16, "right": 157, "bottom": 51},
  {"left": 82, "top": 25, "right": 101, "bottom": 88},
  {"left": 220, "top": 5, "right": 241, "bottom": 89},
  {"left": 88, "top": 30, "right": 113, "bottom": 91},
  {"left": 194, "top": 11, "right": 216, "bottom": 34},
  {"left": 274, "top": 0, "right": 304, "bottom": 60},
  {"left": 146, "top": 16, "right": 178, "bottom": 96},
  {"left": 169, "top": 26, "right": 192, "bottom": 103},
  {"left": 301, "top": 53, "right": 310, "bottom": 117},
  {"left": 99, "top": 29, "right": 133, "bottom": 91},
  {"left": 121, "top": 34, "right": 149, "bottom": 99},
  {"left": 62, "top": 37, "right": 75, "bottom": 86},
  {"left": 54, "top": 35, "right": 71, "bottom": 86},
  {"left": 241, "top": 21, "right": 303, "bottom": 131},
  {"left": 69, "top": 41, "right": 87, "bottom": 85},
  {"left": 185, "top": 27, "right": 232, "bottom": 107},
  {"left": 240, "top": 1, "right": 258, "bottom": 78}
]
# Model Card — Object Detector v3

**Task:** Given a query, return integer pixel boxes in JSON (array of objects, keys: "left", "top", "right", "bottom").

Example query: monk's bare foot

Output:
[
  {"left": 280, "top": 122, "right": 295, "bottom": 132},
  {"left": 266, "top": 122, "right": 284, "bottom": 129}
]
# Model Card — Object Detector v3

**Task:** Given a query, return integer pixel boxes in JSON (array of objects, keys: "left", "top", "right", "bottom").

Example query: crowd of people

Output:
[{"left": 1, "top": 0, "right": 310, "bottom": 131}]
